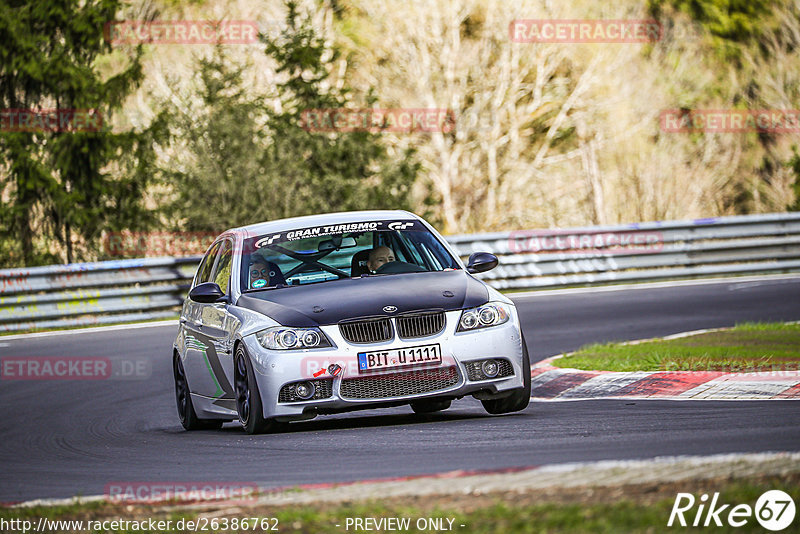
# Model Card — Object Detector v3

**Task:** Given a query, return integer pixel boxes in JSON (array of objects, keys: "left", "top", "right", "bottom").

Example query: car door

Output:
[
  {"left": 200, "top": 238, "right": 238, "bottom": 408},
  {"left": 181, "top": 241, "right": 235, "bottom": 404}
]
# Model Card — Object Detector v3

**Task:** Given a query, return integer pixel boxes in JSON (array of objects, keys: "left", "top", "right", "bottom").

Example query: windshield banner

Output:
[{"left": 254, "top": 220, "right": 423, "bottom": 248}]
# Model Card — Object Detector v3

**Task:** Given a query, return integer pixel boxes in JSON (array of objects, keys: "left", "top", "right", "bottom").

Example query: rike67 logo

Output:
[{"left": 669, "top": 490, "right": 796, "bottom": 531}]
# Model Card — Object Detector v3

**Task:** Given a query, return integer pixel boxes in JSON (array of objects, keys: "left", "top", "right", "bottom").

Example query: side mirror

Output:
[
  {"left": 189, "top": 282, "right": 227, "bottom": 303},
  {"left": 466, "top": 252, "right": 498, "bottom": 274}
]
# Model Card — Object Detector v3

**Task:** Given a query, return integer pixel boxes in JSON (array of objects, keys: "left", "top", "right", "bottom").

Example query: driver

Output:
[{"left": 367, "top": 246, "right": 396, "bottom": 273}]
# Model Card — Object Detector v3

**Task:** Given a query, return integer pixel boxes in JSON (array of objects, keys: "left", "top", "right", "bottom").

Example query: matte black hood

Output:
[{"left": 236, "top": 270, "right": 489, "bottom": 327}]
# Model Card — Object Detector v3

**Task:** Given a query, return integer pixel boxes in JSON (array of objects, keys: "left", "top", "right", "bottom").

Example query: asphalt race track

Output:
[{"left": 1, "top": 276, "right": 799, "bottom": 502}]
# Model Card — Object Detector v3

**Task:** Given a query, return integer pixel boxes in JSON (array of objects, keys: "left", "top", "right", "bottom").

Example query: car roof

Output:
[{"left": 229, "top": 210, "right": 420, "bottom": 238}]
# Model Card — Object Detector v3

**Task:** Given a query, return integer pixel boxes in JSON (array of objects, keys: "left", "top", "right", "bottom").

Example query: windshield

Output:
[{"left": 239, "top": 219, "right": 460, "bottom": 290}]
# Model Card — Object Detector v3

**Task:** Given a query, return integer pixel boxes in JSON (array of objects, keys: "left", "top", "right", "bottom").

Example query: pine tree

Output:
[
  {"left": 167, "top": 1, "right": 418, "bottom": 232},
  {"left": 0, "top": 0, "right": 163, "bottom": 266},
  {"left": 258, "top": 0, "right": 418, "bottom": 219}
]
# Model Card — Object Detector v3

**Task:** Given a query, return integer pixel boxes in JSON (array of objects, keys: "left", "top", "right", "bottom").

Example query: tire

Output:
[
  {"left": 410, "top": 399, "right": 451, "bottom": 414},
  {"left": 481, "top": 335, "right": 531, "bottom": 415},
  {"left": 173, "top": 354, "right": 223, "bottom": 431},
  {"left": 234, "top": 344, "right": 276, "bottom": 435}
]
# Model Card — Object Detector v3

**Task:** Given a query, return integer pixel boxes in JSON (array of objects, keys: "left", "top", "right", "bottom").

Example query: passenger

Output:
[
  {"left": 367, "top": 246, "right": 396, "bottom": 273},
  {"left": 249, "top": 260, "right": 271, "bottom": 289}
]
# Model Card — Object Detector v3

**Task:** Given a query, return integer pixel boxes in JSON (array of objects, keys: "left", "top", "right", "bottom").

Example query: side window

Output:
[
  {"left": 420, "top": 232, "right": 459, "bottom": 269},
  {"left": 212, "top": 239, "right": 233, "bottom": 294},
  {"left": 387, "top": 232, "right": 421, "bottom": 267},
  {"left": 394, "top": 232, "right": 426, "bottom": 266},
  {"left": 195, "top": 242, "right": 221, "bottom": 286}
]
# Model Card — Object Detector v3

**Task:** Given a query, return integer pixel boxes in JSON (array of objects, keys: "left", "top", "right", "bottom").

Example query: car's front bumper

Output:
[{"left": 241, "top": 309, "right": 526, "bottom": 420}]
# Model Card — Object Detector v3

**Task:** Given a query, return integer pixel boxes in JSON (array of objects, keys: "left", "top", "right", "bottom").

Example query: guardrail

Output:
[
  {"left": 0, "top": 258, "right": 199, "bottom": 333},
  {"left": 1, "top": 212, "right": 799, "bottom": 332},
  {"left": 449, "top": 212, "right": 800, "bottom": 289}
]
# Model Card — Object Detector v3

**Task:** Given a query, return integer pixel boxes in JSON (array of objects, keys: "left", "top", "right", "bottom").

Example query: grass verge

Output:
[
  {"left": 1, "top": 474, "right": 796, "bottom": 533},
  {"left": 554, "top": 322, "right": 800, "bottom": 372}
]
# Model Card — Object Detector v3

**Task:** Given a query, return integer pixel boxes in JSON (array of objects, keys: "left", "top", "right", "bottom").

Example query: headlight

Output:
[
  {"left": 457, "top": 303, "right": 511, "bottom": 332},
  {"left": 256, "top": 327, "right": 332, "bottom": 350}
]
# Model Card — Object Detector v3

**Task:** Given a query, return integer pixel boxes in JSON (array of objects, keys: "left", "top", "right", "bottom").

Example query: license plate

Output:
[{"left": 357, "top": 344, "right": 442, "bottom": 372}]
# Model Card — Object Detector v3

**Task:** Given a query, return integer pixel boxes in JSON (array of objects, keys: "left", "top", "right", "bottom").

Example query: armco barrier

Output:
[
  {"left": 447, "top": 212, "right": 800, "bottom": 289},
  {"left": 1, "top": 213, "right": 799, "bottom": 332},
  {"left": 0, "top": 258, "right": 199, "bottom": 333}
]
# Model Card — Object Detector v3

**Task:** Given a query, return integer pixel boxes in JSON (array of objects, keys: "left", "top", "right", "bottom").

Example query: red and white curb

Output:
[
  {"left": 531, "top": 326, "right": 800, "bottom": 401},
  {"left": 530, "top": 362, "right": 800, "bottom": 400}
]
